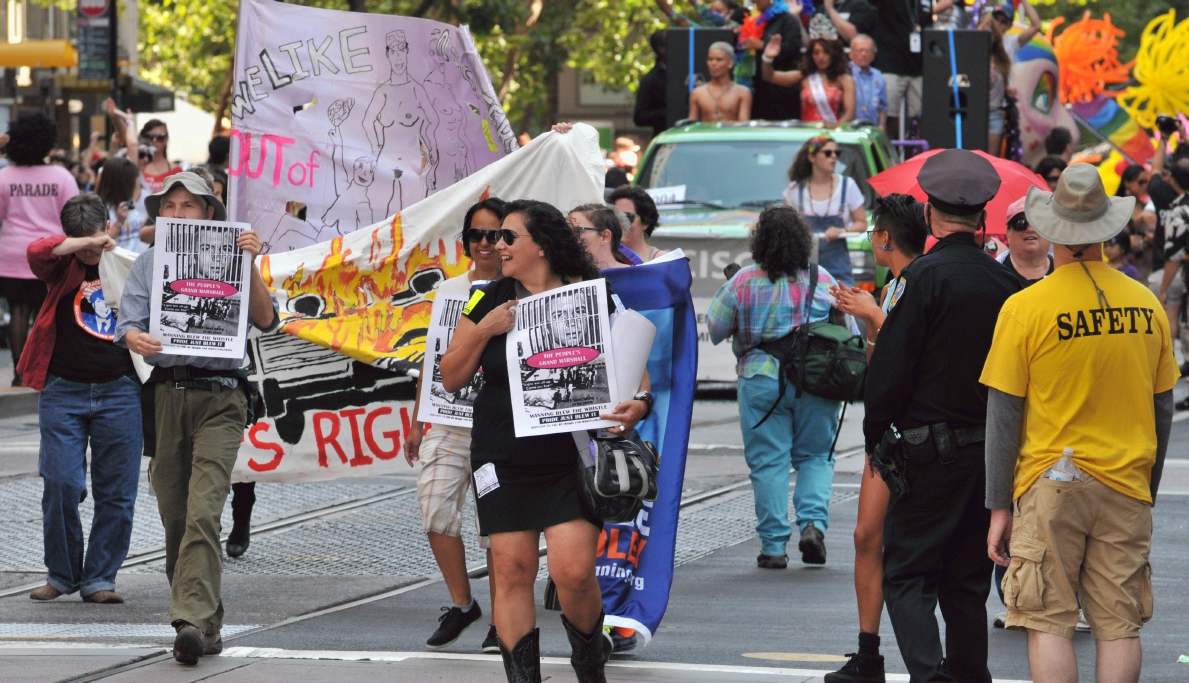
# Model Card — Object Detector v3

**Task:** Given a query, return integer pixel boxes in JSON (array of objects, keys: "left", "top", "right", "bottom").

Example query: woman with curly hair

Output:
[
  {"left": 0, "top": 112, "right": 80, "bottom": 386},
  {"left": 783, "top": 135, "right": 867, "bottom": 285},
  {"left": 439, "top": 199, "right": 651, "bottom": 683},
  {"left": 760, "top": 36, "right": 855, "bottom": 125},
  {"left": 706, "top": 205, "right": 857, "bottom": 570}
]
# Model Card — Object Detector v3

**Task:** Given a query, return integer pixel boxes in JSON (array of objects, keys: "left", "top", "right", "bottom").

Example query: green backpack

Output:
[{"left": 752, "top": 263, "right": 868, "bottom": 428}]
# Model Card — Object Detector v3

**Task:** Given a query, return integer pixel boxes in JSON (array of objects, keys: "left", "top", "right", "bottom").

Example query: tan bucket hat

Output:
[
  {"left": 1023, "top": 164, "right": 1134, "bottom": 246},
  {"left": 144, "top": 172, "right": 228, "bottom": 222}
]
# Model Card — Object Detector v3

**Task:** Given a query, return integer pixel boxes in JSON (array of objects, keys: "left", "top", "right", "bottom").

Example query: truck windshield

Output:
[{"left": 636, "top": 140, "right": 876, "bottom": 209}]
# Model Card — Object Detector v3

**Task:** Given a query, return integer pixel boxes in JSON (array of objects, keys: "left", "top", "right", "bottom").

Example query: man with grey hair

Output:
[
  {"left": 115, "top": 172, "right": 278, "bottom": 666},
  {"left": 19, "top": 193, "right": 142, "bottom": 607},
  {"left": 688, "top": 41, "right": 752, "bottom": 122},
  {"left": 849, "top": 34, "right": 888, "bottom": 131}
]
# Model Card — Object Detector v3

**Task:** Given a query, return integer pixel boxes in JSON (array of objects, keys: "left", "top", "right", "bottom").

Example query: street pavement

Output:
[{"left": 2, "top": 387, "right": 1189, "bottom": 682}]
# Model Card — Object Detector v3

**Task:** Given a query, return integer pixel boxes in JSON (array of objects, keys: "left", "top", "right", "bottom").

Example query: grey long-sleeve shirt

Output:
[
  {"left": 985, "top": 387, "right": 1174, "bottom": 509},
  {"left": 114, "top": 246, "right": 279, "bottom": 375}
]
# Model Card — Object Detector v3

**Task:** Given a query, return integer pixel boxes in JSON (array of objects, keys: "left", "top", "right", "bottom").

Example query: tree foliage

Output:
[{"left": 136, "top": 0, "right": 670, "bottom": 133}]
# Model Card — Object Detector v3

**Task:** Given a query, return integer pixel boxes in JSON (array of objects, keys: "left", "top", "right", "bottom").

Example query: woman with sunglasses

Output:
[
  {"left": 1000, "top": 197, "right": 1052, "bottom": 285},
  {"left": 138, "top": 119, "right": 182, "bottom": 194},
  {"left": 783, "top": 135, "right": 866, "bottom": 286},
  {"left": 439, "top": 199, "right": 651, "bottom": 683},
  {"left": 405, "top": 197, "right": 506, "bottom": 654},
  {"left": 1116, "top": 164, "right": 1158, "bottom": 280},
  {"left": 568, "top": 204, "right": 631, "bottom": 271},
  {"left": 1034, "top": 155, "right": 1067, "bottom": 192}
]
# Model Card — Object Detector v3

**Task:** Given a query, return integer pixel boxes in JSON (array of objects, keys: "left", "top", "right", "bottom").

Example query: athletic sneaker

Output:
[
  {"left": 609, "top": 627, "right": 637, "bottom": 653},
  {"left": 426, "top": 602, "right": 482, "bottom": 649},
  {"left": 481, "top": 624, "right": 499, "bottom": 653},
  {"left": 824, "top": 651, "right": 885, "bottom": 683},
  {"left": 799, "top": 522, "right": 827, "bottom": 565},
  {"left": 993, "top": 611, "right": 1007, "bottom": 628}
]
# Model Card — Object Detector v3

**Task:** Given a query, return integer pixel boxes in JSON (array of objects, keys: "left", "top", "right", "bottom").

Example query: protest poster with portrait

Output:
[
  {"left": 149, "top": 218, "right": 253, "bottom": 359},
  {"left": 506, "top": 279, "right": 619, "bottom": 437},
  {"left": 416, "top": 293, "right": 480, "bottom": 427}
]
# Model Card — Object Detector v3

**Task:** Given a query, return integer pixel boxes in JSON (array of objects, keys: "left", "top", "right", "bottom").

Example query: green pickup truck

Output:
[{"left": 634, "top": 121, "right": 897, "bottom": 383}]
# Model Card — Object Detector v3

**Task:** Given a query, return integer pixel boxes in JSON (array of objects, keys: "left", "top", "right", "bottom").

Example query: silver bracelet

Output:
[{"left": 761, "top": 54, "right": 775, "bottom": 64}]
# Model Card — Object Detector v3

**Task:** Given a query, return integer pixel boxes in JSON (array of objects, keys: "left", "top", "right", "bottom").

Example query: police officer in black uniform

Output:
[{"left": 863, "top": 149, "right": 1023, "bottom": 683}]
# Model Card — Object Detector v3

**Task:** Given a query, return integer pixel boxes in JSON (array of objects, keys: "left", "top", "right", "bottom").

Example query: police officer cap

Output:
[{"left": 917, "top": 149, "right": 1001, "bottom": 216}]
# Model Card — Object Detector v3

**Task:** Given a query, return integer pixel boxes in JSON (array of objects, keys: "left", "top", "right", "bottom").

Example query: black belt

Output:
[
  {"left": 901, "top": 424, "right": 985, "bottom": 447},
  {"left": 166, "top": 379, "right": 228, "bottom": 392}
]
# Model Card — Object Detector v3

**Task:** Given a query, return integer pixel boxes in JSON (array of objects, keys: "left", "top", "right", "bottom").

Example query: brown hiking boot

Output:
[
  {"left": 83, "top": 590, "right": 125, "bottom": 604},
  {"left": 173, "top": 624, "right": 205, "bottom": 665},
  {"left": 204, "top": 631, "right": 223, "bottom": 655},
  {"left": 29, "top": 584, "right": 62, "bottom": 601}
]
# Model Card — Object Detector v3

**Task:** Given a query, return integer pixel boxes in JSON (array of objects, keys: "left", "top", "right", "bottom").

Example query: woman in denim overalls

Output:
[{"left": 782, "top": 135, "right": 867, "bottom": 286}]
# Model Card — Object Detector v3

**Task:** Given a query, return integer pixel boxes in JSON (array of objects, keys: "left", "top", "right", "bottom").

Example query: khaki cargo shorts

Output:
[
  {"left": 1003, "top": 476, "right": 1153, "bottom": 640},
  {"left": 416, "top": 426, "right": 489, "bottom": 548}
]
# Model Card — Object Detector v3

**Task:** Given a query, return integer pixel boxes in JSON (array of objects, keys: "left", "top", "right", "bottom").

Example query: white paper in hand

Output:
[{"left": 611, "top": 310, "right": 656, "bottom": 403}]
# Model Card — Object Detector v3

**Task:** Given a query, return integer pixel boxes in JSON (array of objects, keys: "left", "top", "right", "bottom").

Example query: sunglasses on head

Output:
[{"left": 1008, "top": 215, "right": 1030, "bottom": 231}]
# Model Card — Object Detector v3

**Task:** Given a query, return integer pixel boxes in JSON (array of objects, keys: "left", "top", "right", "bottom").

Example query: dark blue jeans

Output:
[{"left": 39, "top": 374, "right": 142, "bottom": 596}]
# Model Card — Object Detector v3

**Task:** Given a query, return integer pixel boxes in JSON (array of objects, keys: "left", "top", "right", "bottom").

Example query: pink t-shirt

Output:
[{"left": 0, "top": 164, "right": 80, "bottom": 279}]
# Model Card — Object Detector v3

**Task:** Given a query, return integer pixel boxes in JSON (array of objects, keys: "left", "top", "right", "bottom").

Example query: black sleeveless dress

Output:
[{"left": 463, "top": 277, "right": 609, "bottom": 535}]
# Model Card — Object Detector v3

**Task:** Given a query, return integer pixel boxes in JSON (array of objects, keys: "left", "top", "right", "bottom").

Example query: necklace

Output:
[
  {"left": 707, "top": 82, "right": 731, "bottom": 118},
  {"left": 804, "top": 176, "right": 837, "bottom": 216}
]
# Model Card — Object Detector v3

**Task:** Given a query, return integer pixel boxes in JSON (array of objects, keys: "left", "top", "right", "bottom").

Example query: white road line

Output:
[{"left": 216, "top": 647, "right": 1033, "bottom": 682}]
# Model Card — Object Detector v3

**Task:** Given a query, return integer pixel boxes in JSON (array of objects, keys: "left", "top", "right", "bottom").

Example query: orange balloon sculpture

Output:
[{"left": 1047, "top": 12, "right": 1134, "bottom": 105}]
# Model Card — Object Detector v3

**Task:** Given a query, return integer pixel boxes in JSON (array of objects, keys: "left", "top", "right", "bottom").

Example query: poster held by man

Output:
[{"left": 148, "top": 218, "right": 253, "bottom": 359}]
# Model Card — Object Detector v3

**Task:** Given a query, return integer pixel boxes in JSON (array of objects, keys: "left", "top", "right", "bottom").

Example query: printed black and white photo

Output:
[
  {"left": 149, "top": 218, "right": 253, "bottom": 359},
  {"left": 417, "top": 295, "right": 482, "bottom": 427},
  {"left": 506, "top": 279, "right": 619, "bottom": 437}
]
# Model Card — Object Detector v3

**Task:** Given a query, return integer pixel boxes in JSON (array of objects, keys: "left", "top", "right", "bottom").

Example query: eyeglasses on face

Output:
[
  {"left": 495, "top": 229, "right": 525, "bottom": 245},
  {"left": 466, "top": 229, "right": 501, "bottom": 244},
  {"left": 622, "top": 210, "right": 638, "bottom": 223},
  {"left": 1045, "top": 174, "right": 1061, "bottom": 183},
  {"left": 572, "top": 226, "right": 601, "bottom": 236},
  {"left": 1008, "top": 215, "right": 1030, "bottom": 232},
  {"left": 146, "top": 133, "right": 168, "bottom": 142},
  {"left": 865, "top": 226, "right": 886, "bottom": 242},
  {"left": 818, "top": 149, "right": 839, "bottom": 158}
]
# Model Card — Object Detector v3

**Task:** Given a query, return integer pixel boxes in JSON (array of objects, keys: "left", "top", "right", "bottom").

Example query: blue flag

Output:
[{"left": 597, "top": 257, "right": 697, "bottom": 643}]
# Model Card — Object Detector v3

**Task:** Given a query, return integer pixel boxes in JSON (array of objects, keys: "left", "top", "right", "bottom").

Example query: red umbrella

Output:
[{"left": 867, "top": 149, "right": 1047, "bottom": 239}]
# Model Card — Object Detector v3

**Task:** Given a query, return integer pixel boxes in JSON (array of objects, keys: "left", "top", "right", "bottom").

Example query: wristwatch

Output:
[{"left": 633, "top": 391, "right": 654, "bottom": 421}]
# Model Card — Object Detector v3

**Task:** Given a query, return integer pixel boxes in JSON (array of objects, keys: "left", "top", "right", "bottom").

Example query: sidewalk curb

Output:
[{"left": 0, "top": 387, "right": 37, "bottom": 416}]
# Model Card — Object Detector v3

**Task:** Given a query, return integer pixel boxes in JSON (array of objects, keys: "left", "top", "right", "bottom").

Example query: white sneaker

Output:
[
  {"left": 1075, "top": 610, "right": 1091, "bottom": 633},
  {"left": 993, "top": 611, "right": 1007, "bottom": 628}
]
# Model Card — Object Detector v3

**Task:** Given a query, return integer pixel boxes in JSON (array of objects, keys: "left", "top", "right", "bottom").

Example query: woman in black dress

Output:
[{"left": 440, "top": 199, "right": 650, "bottom": 683}]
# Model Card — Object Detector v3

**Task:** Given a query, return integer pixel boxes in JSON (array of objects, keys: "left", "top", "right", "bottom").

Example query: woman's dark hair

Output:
[
  {"left": 801, "top": 38, "right": 849, "bottom": 81},
  {"left": 504, "top": 199, "right": 599, "bottom": 282},
  {"left": 460, "top": 197, "right": 507, "bottom": 257},
  {"left": 140, "top": 118, "right": 168, "bottom": 157},
  {"left": 1033, "top": 155, "right": 1067, "bottom": 180},
  {"left": 95, "top": 156, "right": 139, "bottom": 209},
  {"left": 787, "top": 135, "right": 834, "bottom": 184},
  {"left": 750, "top": 206, "right": 814, "bottom": 281},
  {"left": 5, "top": 112, "right": 59, "bottom": 166},
  {"left": 983, "top": 19, "right": 1011, "bottom": 80},
  {"left": 1115, "top": 164, "right": 1146, "bottom": 197},
  {"left": 1044, "top": 127, "right": 1073, "bottom": 156},
  {"left": 873, "top": 193, "right": 928, "bottom": 256},
  {"left": 607, "top": 185, "right": 660, "bottom": 237},
  {"left": 570, "top": 203, "right": 628, "bottom": 261}
]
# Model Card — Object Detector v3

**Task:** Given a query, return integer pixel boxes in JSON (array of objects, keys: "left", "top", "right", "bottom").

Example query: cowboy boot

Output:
[
  {"left": 561, "top": 611, "right": 613, "bottom": 683},
  {"left": 497, "top": 627, "right": 541, "bottom": 683}
]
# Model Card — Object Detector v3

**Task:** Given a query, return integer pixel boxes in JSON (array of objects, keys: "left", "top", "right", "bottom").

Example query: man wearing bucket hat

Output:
[
  {"left": 982, "top": 164, "right": 1176, "bottom": 683},
  {"left": 864, "top": 149, "right": 1023, "bottom": 683},
  {"left": 114, "top": 172, "right": 279, "bottom": 665}
]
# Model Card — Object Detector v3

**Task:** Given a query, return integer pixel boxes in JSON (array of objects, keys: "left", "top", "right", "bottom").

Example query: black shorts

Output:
[{"left": 0, "top": 277, "right": 47, "bottom": 309}]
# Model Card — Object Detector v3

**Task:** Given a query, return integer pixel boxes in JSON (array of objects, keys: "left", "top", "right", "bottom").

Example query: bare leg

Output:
[
  {"left": 489, "top": 530, "right": 541, "bottom": 648},
  {"left": 486, "top": 547, "right": 496, "bottom": 624},
  {"left": 543, "top": 518, "right": 602, "bottom": 634},
  {"left": 854, "top": 457, "right": 890, "bottom": 634},
  {"left": 1026, "top": 630, "right": 1078, "bottom": 683},
  {"left": 987, "top": 133, "right": 1004, "bottom": 157},
  {"left": 428, "top": 532, "right": 472, "bottom": 606},
  {"left": 1096, "top": 637, "right": 1141, "bottom": 683}
]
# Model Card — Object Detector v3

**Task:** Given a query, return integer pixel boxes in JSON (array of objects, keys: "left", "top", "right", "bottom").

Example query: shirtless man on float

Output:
[{"left": 688, "top": 42, "right": 752, "bottom": 123}]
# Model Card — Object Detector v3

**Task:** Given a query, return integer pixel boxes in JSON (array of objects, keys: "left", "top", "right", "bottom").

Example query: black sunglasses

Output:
[
  {"left": 819, "top": 149, "right": 839, "bottom": 158},
  {"left": 1008, "top": 215, "right": 1030, "bottom": 231},
  {"left": 1045, "top": 174, "right": 1061, "bottom": 183},
  {"left": 622, "top": 210, "right": 637, "bottom": 223},
  {"left": 467, "top": 228, "right": 500, "bottom": 244},
  {"left": 145, "top": 133, "right": 168, "bottom": 141}
]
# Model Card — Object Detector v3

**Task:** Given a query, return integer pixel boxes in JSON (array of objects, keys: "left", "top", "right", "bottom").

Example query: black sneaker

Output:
[
  {"left": 799, "top": 522, "right": 827, "bottom": 565},
  {"left": 824, "top": 651, "right": 885, "bottom": 683},
  {"left": 610, "top": 628, "right": 637, "bottom": 653},
  {"left": 426, "top": 603, "right": 482, "bottom": 649},
  {"left": 481, "top": 624, "right": 500, "bottom": 654},
  {"left": 1177, "top": 396, "right": 1189, "bottom": 412},
  {"left": 757, "top": 553, "right": 788, "bottom": 569}
]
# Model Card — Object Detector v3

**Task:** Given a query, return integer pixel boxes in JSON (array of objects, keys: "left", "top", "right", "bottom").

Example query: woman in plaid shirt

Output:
[{"left": 707, "top": 206, "right": 857, "bottom": 569}]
